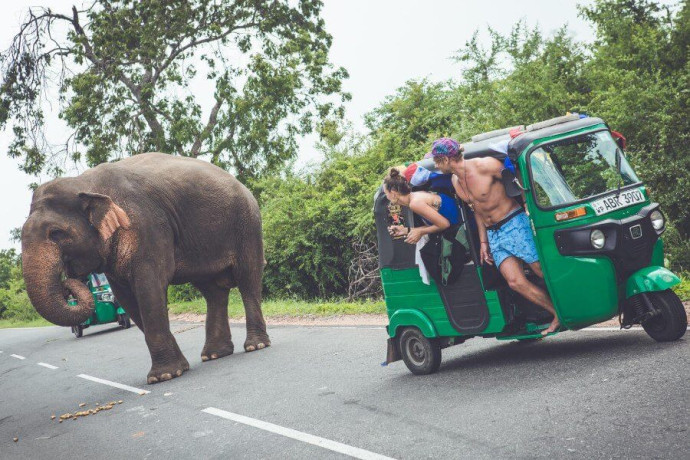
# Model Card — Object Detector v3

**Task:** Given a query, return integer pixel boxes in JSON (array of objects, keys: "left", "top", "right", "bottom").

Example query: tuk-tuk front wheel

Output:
[
  {"left": 118, "top": 314, "right": 131, "bottom": 329},
  {"left": 71, "top": 325, "right": 83, "bottom": 338},
  {"left": 641, "top": 290, "right": 687, "bottom": 342},
  {"left": 399, "top": 328, "right": 441, "bottom": 375}
]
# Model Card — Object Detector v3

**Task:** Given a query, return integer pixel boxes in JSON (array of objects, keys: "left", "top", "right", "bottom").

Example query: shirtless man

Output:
[{"left": 429, "top": 138, "right": 560, "bottom": 335}]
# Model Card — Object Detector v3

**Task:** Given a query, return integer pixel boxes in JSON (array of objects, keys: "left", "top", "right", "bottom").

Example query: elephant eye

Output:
[{"left": 48, "top": 229, "right": 68, "bottom": 242}]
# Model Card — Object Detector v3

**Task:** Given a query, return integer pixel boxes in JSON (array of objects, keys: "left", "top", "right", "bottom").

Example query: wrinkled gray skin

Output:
[{"left": 21, "top": 153, "right": 270, "bottom": 384}]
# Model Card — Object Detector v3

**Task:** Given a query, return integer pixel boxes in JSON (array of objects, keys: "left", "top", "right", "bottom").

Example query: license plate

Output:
[{"left": 590, "top": 188, "right": 645, "bottom": 216}]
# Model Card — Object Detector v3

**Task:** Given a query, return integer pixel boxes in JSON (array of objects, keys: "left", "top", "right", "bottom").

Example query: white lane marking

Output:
[
  {"left": 77, "top": 374, "right": 150, "bottom": 395},
  {"left": 37, "top": 362, "right": 58, "bottom": 370},
  {"left": 10, "top": 354, "right": 26, "bottom": 360},
  {"left": 202, "top": 407, "right": 396, "bottom": 460}
]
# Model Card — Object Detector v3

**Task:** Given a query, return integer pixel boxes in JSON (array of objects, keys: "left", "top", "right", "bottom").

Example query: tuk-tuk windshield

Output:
[
  {"left": 90, "top": 273, "right": 109, "bottom": 287},
  {"left": 530, "top": 131, "right": 640, "bottom": 208}
]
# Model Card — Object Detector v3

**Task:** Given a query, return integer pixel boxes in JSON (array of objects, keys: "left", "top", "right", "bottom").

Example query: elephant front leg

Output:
[
  {"left": 144, "top": 331, "right": 190, "bottom": 384},
  {"left": 134, "top": 274, "right": 190, "bottom": 384}
]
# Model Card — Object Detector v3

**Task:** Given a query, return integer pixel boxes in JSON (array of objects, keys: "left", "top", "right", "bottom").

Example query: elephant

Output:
[{"left": 21, "top": 153, "right": 270, "bottom": 384}]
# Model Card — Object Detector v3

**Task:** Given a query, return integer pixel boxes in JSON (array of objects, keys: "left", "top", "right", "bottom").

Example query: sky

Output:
[{"left": 0, "top": 0, "right": 598, "bottom": 250}]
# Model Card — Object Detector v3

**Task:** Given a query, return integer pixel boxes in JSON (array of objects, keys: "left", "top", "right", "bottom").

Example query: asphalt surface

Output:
[{"left": 1, "top": 321, "right": 688, "bottom": 459}]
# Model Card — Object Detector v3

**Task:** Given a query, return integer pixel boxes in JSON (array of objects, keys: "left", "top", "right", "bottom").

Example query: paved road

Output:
[{"left": 1, "top": 322, "right": 688, "bottom": 459}]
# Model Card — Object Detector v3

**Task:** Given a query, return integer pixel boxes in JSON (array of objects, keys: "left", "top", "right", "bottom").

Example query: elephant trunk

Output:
[{"left": 21, "top": 241, "right": 94, "bottom": 327}]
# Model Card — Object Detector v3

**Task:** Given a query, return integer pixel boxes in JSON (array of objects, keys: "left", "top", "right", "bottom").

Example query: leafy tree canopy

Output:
[{"left": 0, "top": 0, "right": 349, "bottom": 184}]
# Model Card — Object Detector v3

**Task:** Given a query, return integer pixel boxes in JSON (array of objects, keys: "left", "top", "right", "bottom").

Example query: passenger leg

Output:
[
  {"left": 529, "top": 261, "right": 544, "bottom": 279},
  {"left": 499, "top": 257, "right": 560, "bottom": 335}
]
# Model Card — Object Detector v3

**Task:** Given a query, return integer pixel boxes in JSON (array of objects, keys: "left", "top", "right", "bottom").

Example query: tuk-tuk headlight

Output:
[
  {"left": 590, "top": 229, "right": 606, "bottom": 249},
  {"left": 650, "top": 210, "right": 665, "bottom": 231},
  {"left": 99, "top": 293, "right": 114, "bottom": 302}
]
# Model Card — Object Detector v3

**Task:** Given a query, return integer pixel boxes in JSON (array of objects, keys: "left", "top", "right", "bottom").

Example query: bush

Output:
[
  {"left": 168, "top": 283, "right": 202, "bottom": 303},
  {"left": 261, "top": 175, "right": 353, "bottom": 299},
  {"left": 662, "top": 224, "right": 690, "bottom": 272},
  {"left": 673, "top": 273, "right": 690, "bottom": 302},
  {"left": 0, "top": 267, "right": 41, "bottom": 322}
]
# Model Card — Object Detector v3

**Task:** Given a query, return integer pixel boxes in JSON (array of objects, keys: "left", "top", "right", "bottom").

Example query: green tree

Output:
[
  {"left": 580, "top": 0, "right": 690, "bottom": 267},
  {"left": 0, "top": 250, "right": 36, "bottom": 321},
  {"left": 0, "top": 0, "right": 349, "bottom": 184},
  {"left": 260, "top": 1, "right": 690, "bottom": 298},
  {"left": 0, "top": 249, "right": 19, "bottom": 291}
]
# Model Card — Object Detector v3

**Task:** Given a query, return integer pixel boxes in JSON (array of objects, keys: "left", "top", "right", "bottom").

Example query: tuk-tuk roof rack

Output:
[
  {"left": 463, "top": 116, "right": 606, "bottom": 162},
  {"left": 470, "top": 125, "right": 524, "bottom": 143},
  {"left": 508, "top": 116, "right": 605, "bottom": 159}
]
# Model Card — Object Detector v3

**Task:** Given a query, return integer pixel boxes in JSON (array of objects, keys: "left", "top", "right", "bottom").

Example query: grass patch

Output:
[
  {"left": 0, "top": 317, "right": 52, "bottom": 328},
  {"left": 168, "top": 291, "right": 385, "bottom": 318},
  {"left": 0, "top": 294, "right": 385, "bottom": 329}
]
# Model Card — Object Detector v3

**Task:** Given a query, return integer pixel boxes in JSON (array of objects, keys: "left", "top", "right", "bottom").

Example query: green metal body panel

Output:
[
  {"left": 382, "top": 265, "right": 507, "bottom": 338},
  {"left": 86, "top": 299, "right": 119, "bottom": 325},
  {"left": 516, "top": 123, "right": 658, "bottom": 330},
  {"left": 84, "top": 278, "right": 119, "bottom": 325},
  {"left": 388, "top": 309, "right": 437, "bottom": 338},
  {"left": 381, "top": 267, "right": 449, "bottom": 338},
  {"left": 67, "top": 276, "right": 125, "bottom": 327},
  {"left": 625, "top": 266, "right": 680, "bottom": 298},
  {"left": 480, "top": 289, "right": 507, "bottom": 334},
  {"left": 382, "top": 121, "right": 681, "bottom": 341}
]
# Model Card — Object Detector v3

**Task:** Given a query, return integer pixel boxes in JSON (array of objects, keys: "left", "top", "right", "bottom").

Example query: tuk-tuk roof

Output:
[
  {"left": 463, "top": 116, "right": 606, "bottom": 162},
  {"left": 508, "top": 116, "right": 606, "bottom": 158}
]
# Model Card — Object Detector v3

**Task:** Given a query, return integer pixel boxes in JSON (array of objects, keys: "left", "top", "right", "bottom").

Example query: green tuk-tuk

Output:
[
  {"left": 376, "top": 114, "right": 687, "bottom": 375},
  {"left": 69, "top": 273, "right": 131, "bottom": 338}
]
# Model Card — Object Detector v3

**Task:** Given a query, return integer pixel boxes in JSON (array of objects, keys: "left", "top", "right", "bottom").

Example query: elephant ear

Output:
[{"left": 78, "top": 192, "right": 131, "bottom": 241}]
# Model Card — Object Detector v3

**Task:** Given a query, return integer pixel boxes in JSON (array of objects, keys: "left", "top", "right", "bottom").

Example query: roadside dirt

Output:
[
  {"left": 170, "top": 312, "right": 388, "bottom": 326},
  {"left": 170, "top": 301, "right": 690, "bottom": 327}
]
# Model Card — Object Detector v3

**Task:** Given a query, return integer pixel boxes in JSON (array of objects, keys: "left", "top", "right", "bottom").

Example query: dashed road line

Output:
[
  {"left": 77, "top": 374, "right": 150, "bottom": 395},
  {"left": 10, "top": 354, "right": 26, "bottom": 360},
  {"left": 37, "top": 362, "right": 58, "bottom": 370},
  {"left": 202, "top": 407, "right": 396, "bottom": 460}
]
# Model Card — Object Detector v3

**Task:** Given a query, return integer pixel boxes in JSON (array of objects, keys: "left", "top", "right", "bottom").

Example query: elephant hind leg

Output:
[
  {"left": 195, "top": 280, "right": 234, "bottom": 362},
  {"left": 234, "top": 264, "right": 270, "bottom": 352}
]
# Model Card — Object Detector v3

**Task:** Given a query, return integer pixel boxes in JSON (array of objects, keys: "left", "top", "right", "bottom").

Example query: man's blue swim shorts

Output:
[{"left": 486, "top": 210, "right": 539, "bottom": 268}]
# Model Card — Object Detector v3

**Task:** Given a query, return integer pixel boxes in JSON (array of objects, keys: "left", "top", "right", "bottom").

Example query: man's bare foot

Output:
[{"left": 541, "top": 318, "right": 560, "bottom": 336}]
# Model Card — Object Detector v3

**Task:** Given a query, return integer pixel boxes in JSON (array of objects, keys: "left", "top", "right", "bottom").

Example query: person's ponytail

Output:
[{"left": 384, "top": 167, "right": 411, "bottom": 195}]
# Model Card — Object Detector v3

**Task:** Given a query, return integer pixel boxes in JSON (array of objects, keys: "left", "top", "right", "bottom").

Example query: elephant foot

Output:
[
  {"left": 147, "top": 357, "right": 190, "bottom": 385},
  {"left": 244, "top": 333, "right": 271, "bottom": 352},
  {"left": 201, "top": 341, "right": 234, "bottom": 362}
]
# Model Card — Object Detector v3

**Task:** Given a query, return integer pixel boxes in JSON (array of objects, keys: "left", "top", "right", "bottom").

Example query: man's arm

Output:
[
  {"left": 406, "top": 200, "right": 451, "bottom": 244},
  {"left": 475, "top": 215, "right": 494, "bottom": 265}
]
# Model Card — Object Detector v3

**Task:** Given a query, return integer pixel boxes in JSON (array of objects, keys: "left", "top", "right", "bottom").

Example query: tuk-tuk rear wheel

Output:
[
  {"left": 641, "top": 290, "right": 687, "bottom": 342},
  {"left": 399, "top": 328, "right": 441, "bottom": 375}
]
